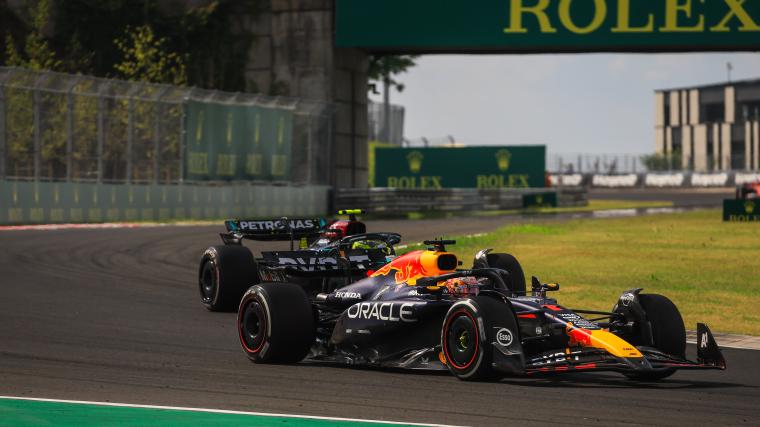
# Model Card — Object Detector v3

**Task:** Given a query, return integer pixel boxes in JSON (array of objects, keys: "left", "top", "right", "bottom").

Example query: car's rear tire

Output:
[
  {"left": 199, "top": 245, "right": 259, "bottom": 312},
  {"left": 486, "top": 253, "right": 526, "bottom": 295},
  {"left": 238, "top": 283, "right": 315, "bottom": 363},
  {"left": 625, "top": 293, "right": 685, "bottom": 381},
  {"left": 442, "top": 296, "right": 518, "bottom": 381}
]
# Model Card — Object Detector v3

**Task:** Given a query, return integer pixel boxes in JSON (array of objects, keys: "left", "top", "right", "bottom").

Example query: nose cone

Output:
[{"left": 567, "top": 325, "right": 643, "bottom": 359}]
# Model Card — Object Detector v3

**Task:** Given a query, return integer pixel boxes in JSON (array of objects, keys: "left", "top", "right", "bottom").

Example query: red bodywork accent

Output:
[
  {"left": 517, "top": 313, "right": 537, "bottom": 319},
  {"left": 567, "top": 327, "right": 594, "bottom": 347},
  {"left": 372, "top": 250, "right": 432, "bottom": 284},
  {"left": 543, "top": 305, "right": 563, "bottom": 312}
]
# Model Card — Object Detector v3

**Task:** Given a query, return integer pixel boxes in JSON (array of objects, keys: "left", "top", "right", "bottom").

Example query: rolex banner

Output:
[
  {"left": 185, "top": 101, "right": 293, "bottom": 181},
  {"left": 374, "top": 146, "right": 546, "bottom": 189}
]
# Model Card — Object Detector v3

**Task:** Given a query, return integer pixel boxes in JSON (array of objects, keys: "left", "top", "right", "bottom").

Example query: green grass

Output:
[{"left": 402, "top": 209, "right": 760, "bottom": 336}]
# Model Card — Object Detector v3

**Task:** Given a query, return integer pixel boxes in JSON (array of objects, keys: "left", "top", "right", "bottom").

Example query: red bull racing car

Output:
[
  {"left": 237, "top": 240, "right": 726, "bottom": 381},
  {"left": 199, "top": 210, "right": 400, "bottom": 311}
]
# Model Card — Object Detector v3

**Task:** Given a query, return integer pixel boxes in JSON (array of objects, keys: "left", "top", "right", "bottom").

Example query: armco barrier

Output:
[
  {"left": 644, "top": 173, "right": 685, "bottom": 188},
  {"left": 0, "top": 180, "right": 329, "bottom": 225},
  {"left": 335, "top": 187, "right": 587, "bottom": 214}
]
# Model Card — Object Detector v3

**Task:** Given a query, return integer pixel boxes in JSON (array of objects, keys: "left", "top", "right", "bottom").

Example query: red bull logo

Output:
[{"left": 371, "top": 250, "right": 456, "bottom": 285}]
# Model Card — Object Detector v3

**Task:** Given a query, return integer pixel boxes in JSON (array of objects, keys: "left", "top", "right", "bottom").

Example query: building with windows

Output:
[{"left": 655, "top": 79, "right": 760, "bottom": 172}]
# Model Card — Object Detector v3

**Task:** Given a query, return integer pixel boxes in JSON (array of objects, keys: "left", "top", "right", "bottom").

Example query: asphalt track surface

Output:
[
  {"left": 2, "top": 215, "right": 759, "bottom": 426},
  {"left": 588, "top": 188, "right": 733, "bottom": 207}
]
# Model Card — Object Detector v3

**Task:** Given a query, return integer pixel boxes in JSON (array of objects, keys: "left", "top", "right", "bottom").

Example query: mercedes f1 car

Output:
[
  {"left": 237, "top": 240, "right": 726, "bottom": 381},
  {"left": 199, "top": 210, "right": 401, "bottom": 311}
]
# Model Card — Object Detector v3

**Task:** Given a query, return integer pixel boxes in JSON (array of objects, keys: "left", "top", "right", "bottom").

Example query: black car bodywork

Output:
[
  {"left": 199, "top": 210, "right": 401, "bottom": 311},
  {"left": 238, "top": 241, "right": 726, "bottom": 380}
]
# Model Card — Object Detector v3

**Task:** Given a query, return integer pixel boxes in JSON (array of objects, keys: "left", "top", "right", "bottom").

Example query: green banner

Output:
[
  {"left": 336, "top": 0, "right": 760, "bottom": 52},
  {"left": 723, "top": 199, "right": 760, "bottom": 221},
  {"left": 374, "top": 146, "right": 546, "bottom": 189},
  {"left": 185, "top": 101, "right": 293, "bottom": 181}
]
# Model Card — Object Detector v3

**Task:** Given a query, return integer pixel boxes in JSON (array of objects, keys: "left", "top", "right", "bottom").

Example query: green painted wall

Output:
[{"left": 0, "top": 180, "right": 328, "bottom": 225}]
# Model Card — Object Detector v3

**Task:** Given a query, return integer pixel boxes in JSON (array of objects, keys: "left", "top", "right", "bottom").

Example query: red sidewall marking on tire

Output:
[
  {"left": 238, "top": 297, "right": 266, "bottom": 354},
  {"left": 443, "top": 308, "right": 479, "bottom": 371}
]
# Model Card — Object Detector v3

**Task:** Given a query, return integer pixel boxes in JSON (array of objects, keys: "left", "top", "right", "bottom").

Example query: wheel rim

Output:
[
  {"left": 239, "top": 299, "right": 267, "bottom": 353},
  {"left": 444, "top": 310, "right": 479, "bottom": 370},
  {"left": 199, "top": 260, "right": 217, "bottom": 304}
]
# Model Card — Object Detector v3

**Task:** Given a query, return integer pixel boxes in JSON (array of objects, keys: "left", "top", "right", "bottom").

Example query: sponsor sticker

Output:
[
  {"left": 495, "top": 328, "right": 513, "bottom": 347},
  {"left": 347, "top": 302, "right": 418, "bottom": 322},
  {"left": 620, "top": 292, "right": 635, "bottom": 307},
  {"left": 335, "top": 291, "right": 361, "bottom": 299},
  {"left": 238, "top": 218, "right": 317, "bottom": 231}
]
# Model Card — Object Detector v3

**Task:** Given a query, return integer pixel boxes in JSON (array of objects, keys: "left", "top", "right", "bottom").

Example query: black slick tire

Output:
[
  {"left": 238, "top": 283, "right": 315, "bottom": 364},
  {"left": 198, "top": 245, "right": 259, "bottom": 312},
  {"left": 441, "top": 296, "right": 518, "bottom": 381},
  {"left": 486, "top": 253, "right": 526, "bottom": 295},
  {"left": 626, "top": 293, "right": 686, "bottom": 381}
]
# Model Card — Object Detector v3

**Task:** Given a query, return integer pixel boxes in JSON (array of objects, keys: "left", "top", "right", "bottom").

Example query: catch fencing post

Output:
[
  {"left": 65, "top": 78, "right": 79, "bottom": 182},
  {"left": 33, "top": 86, "right": 41, "bottom": 180},
  {"left": 306, "top": 113, "right": 313, "bottom": 185},
  {"left": 154, "top": 87, "right": 170, "bottom": 184},
  {"left": 178, "top": 92, "right": 188, "bottom": 184},
  {"left": 96, "top": 84, "right": 107, "bottom": 183},
  {"left": 0, "top": 85, "right": 5, "bottom": 180},
  {"left": 126, "top": 97, "right": 134, "bottom": 183}
]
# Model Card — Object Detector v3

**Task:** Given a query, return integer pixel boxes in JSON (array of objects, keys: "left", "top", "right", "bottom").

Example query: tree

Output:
[
  {"left": 368, "top": 55, "right": 418, "bottom": 143},
  {"left": 4, "top": 0, "right": 61, "bottom": 71},
  {"left": 640, "top": 151, "right": 682, "bottom": 172},
  {"left": 114, "top": 24, "right": 186, "bottom": 85}
]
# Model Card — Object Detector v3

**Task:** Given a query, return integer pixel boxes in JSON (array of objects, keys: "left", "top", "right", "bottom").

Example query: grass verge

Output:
[{"left": 401, "top": 209, "right": 760, "bottom": 336}]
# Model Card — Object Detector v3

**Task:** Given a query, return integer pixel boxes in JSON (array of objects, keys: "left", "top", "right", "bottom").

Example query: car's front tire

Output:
[
  {"left": 238, "top": 283, "right": 315, "bottom": 363},
  {"left": 625, "top": 293, "right": 686, "bottom": 381},
  {"left": 441, "top": 296, "right": 519, "bottom": 381}
]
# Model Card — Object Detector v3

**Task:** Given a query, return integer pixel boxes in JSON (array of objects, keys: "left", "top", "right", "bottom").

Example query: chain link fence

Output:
[
  {"left": 368, "top": 101, "right": 404, "bottom": 145},
  {"left": 0, "top": 67, "right": 334, "bottom": 185},
  {"left": 548, "top": 153, "right": 648, "bottom": 174}
]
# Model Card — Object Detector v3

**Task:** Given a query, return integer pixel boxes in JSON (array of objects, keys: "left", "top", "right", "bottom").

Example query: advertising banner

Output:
[
  {"left": 185, "top": 101, "right": 293, "bottom": 181},
  {"left": 374, "top": 146, "right": 546, "bottom": 189},
  {"left": 336, "top": 0, "right": 760, "bottom": 52},
  {"left": 723, "top": 199, "right": 760, "bottom": 222}
]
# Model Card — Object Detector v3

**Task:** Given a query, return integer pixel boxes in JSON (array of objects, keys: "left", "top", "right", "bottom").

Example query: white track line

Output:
[{"left": 0, "top": 396, "right": 467, "bottom": 427}]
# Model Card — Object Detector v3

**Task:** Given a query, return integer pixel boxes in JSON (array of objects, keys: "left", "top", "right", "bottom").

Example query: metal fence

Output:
[
  {"left": 548, "top": 153, "right": 648, "bottom": 174},
  {"left": 368, "top": 101, "right": 404, "bottom": 145},
  {"left": 0, "top": 67, "right": 334, "bottom": 185}
]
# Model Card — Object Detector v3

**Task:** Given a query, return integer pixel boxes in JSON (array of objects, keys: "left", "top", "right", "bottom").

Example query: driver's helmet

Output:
[{"left": 351, "top": 239, "right": 392, "bottom": 255}]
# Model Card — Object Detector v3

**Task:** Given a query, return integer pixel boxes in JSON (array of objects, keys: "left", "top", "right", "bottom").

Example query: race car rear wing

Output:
[{"left": 221, "top": 217, "right": 327, "bottom": 245}]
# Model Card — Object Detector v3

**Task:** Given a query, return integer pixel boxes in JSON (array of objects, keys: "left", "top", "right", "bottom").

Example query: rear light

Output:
[{"left": 366, "top": 270, "right": 375, "bottom": 277}]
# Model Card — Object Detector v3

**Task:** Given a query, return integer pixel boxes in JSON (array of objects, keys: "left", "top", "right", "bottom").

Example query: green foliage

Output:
[
  {"left": 368, "top": 55, "right": 418, "bottom": 92},
  {"left": 641, "top": 150, "right": 682, "bottom": 171},
  {"left": 4, "top": 0, "right": 61, "bottom": 71},
  {"left": 441, "top": 210, "right": 760, "bottom": 335},
  {"left": 114, "top": 25, "right": 186, "bottom": 85}
]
